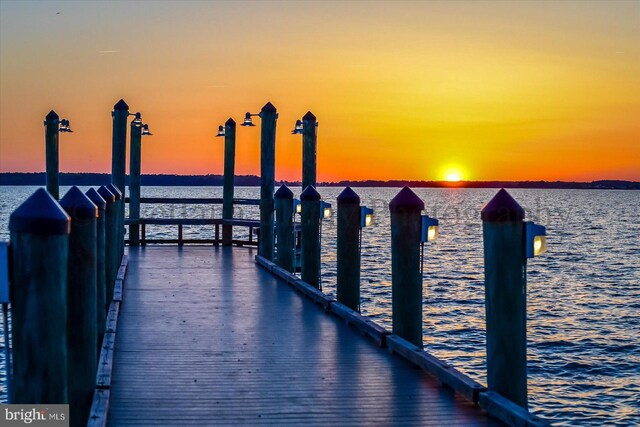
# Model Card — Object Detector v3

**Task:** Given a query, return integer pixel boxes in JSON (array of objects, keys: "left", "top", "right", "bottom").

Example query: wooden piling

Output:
[
  {"left": 337, "top": 187, "right": 361, "bottom": 311},
  {"left": 59, "top": 186, "right": 98, "bottom": 427},
  {"left": 8, "top": 188, "right": 70, "bottom": 404},
  {"left": 274, "top": 184, "right": 294, "bottom": 272},
  {"left": 300, "top": 185, "right": 321, "bottom": 289},
  {"left": 259, "top": 102, "right": 277, "bottom": 260},
  {"left": 86, "top": 188, "right": 107, "bottom": 358},
  {"left": 222, "top": 118, "right": 236, "bottom": 246},
  {"left": 481, "top": 188, "right": 528, "bottom": 408},
  {"left": 97, "top": 185, "right": 117, "bottom": 309},
  {"left": 111, "top": 99, "right": 128, "bottom": 259},
  {"left": 106, "top": 183, "right": 123, "bottom": 263},
  {"left": 45, "top": 110, "right": 60, "bottom": 200},
  {"left": 129, "top": 115, "right": 142, "bottom": 246},
  {"left": 302, "top": 111, "right": 317, "bottom": 190},
  {"left": 389, "top": 186, "right": 425, "bottom": 347}
]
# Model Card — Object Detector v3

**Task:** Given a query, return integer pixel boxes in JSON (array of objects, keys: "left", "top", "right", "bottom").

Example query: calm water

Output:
[{"left": 1, "top": 185, "right": 639, "bottom": 426}]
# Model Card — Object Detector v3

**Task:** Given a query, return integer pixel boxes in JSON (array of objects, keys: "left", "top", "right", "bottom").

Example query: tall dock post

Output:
[
  {"left": 259, "top": 102, "right": 277, "bottom": 260},
  {"left": 274, "top": 184, "right": 294, "bottom": 272},
  {"left": 107, "top": 183, "right": 124, "bottom": 263},
  {"left": 111, "top": 99, "right": 129, "bottom": 256},
  {"left": 98, "top": 185, "right": 117, "bottom": 307},
  {"left": 59, "top": 186, "right": 98, "bottom": 427},
  {"left": 481, "top": 189, "right": 528, "bottom": 408},
  {"left": 45, "top": 110, "right": 61, "bottom": 200},
  {"left": 300, "top": 186, "right": 321, "bottom": 289},
  {"left": 86, "top": 188, "right": 107, "bottom": 356},
  {"left": 337, "top": 187, "right": 361, "bottom": 311},
  {"left": 302, "top": 111, "right": 317, "bottom": 190},
  {"left": 8, "top": 189, "right": 70, "bottom": 404},
  {"left": 222, "top": 118, "right": 237, "bottom": 246},
  {"left": 389, "top": 186, "right": 425, "bottom": 347},
  {"left": 129, "top": 113, "right": 142, "bottom": 246}
]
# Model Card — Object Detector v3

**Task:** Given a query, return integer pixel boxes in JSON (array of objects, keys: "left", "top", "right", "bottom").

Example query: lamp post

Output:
[
  {"left": 44, "top": 110, "right": 73, "bottom": 200},
  {"left": 216, "top": 118, "right": 237, "bottom": 246},
  {"left": 111, "top": 99, "right": 129, "bottom": 262},
  {"left": 129, "top": 113, "right": 153, "bottom": 247},
  {"left": 291, "top": 112, "right": 318, "bottom": 190}
]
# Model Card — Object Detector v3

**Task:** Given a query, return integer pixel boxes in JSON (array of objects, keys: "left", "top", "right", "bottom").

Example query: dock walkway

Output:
[{"left": 108, "top": 246, "right": 498, "bottom": 426}]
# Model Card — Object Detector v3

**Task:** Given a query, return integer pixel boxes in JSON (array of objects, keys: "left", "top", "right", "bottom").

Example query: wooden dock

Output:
[{"left": 107, "top": 246, "right": 499, "bottom": 426}]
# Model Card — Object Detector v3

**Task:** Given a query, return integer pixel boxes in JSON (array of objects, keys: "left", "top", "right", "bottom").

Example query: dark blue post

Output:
[
  {"left": 45, "top": 110, "right": 60, "bottom": 200},
  {"left": 389, "top": 186, "right": 425, "bottom": 347},
  {"left": 59, "top": 186, "right": 98, "bottom": 427},
  {"left": 481, "top": 189, "right": 528, "bottom": 408},
  {"left": 302, "top": 111, "right": 317, "bottom": 190},
  {"left": 274, "top": 184, "right": 294, "bottom": 272},
  {"left": 107, "top": 183, "right": 123, "bottom": 264},
  {"left": 111, "top": 99, "right": 128, "bottom": 258},
  {"left": 222, "top": 118, "right": 237, "bottom": 246},
  {"left": 9, "top": 189, "right": 70, "bottom": 404},
  {"left": 86, "top": 188, "right": 107, "bottom": 357},
  {"left": 259, "top": 102, "right": 277, "bottom": 260},
  {"left": 98, "top": 185, "right": 117, "bottom": 308},
  {"left": 337, "top": 187, "right": 361, "bottom": 311},
  {"left": 129, "top": 114, "right": 142, "bottom": 246},
  {"left": 300, "top": 186, "right": 321, "bottom": 289}
]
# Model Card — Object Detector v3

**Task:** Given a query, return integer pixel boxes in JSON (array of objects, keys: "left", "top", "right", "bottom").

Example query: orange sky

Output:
[{"left": 1, "top": 1, "right": 639, "bottom": 182}]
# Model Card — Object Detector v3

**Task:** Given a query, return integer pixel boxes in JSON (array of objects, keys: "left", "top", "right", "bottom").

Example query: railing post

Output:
[
  {"left": 106, "top": 183, "right": 123, "bottom": 263},
  {"left": 389, "top": 186, "right": 425, "bottom": 347},
  {"left": 481, "top": 188, "right": 528, "bottom": 408},
  {"left": 300, "top": 185, "right": 321, "bottom": 289},
  {"left": 98, "top": 185, "right": 117, "bottom": 308},
  {"left": 178, "top": 224, "right": 183, "bottom": 246},
  {"left": 111, "top": 99, "right": 129, "bottom": 257},
  {"left": 337, "top": 187, "right": 361, "bottom": 311},
  {"left": 45, "top": 110, "right": 60, "bottom": 200},
  {"left": 129, "top": 114, "right": 142, "bottom": 246},
  {"left": 222, "top": 118, "right": 236, "bottom": 246},
  {"left": 59, "top": 186, "right": 98, "bottom": 427},
  {"left": 8, "top": 188, "right": 70, "bottom": 404},
  {"left": 86, "top": 188, "right": 107, "bottom": 358},
  {"left": 302, "top": 111, "right": 317, "bottom": 190},
  {"left": 259, "top": 102, "right": 277, "bottom": 260},
  {"left": 274, "top": 184, "right": 294, "bottom": 272}
]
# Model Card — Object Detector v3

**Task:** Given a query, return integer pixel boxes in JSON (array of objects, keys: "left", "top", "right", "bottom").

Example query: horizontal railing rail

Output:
[{"left": 124, "top": 197, "right": 260, "bottom": 205}]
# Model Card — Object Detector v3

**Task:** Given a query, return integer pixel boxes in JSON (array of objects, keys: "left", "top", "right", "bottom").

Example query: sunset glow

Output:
[{"left": 1, "top": 1, "right": 638, "bottom": 181}]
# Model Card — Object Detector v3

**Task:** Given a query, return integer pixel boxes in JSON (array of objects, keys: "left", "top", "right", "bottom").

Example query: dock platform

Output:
[{"left": 108, "top": 246, "right": 499, "bottom": 426}]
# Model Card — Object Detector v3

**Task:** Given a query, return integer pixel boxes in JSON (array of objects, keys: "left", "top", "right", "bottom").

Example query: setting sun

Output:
[
  {"left": 444, "top": 167, "right": 464, "bottom": 182},
  {"left": 446, "top": 173, "right": 462, "bottom": 182}
]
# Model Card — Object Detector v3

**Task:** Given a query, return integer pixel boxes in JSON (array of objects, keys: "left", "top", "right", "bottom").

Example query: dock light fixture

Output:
[
  {"left": 58, "top": 119, "right": 73, "bottom": 133},
  {"left": 291, "top": 120, "right": 304, "bottom": 134},
  {"left": 525, "top": 222, "right": 547, "bottom": 258},
  {"left": 421, "top": 215, "right": 439, "bottom": 243},
  {"left": 131, "top": 112, "right": 143, "bottom": 126},
  {"left": 141, "top": 124, "right": 153, "bottom": 136},
  {"left": 360, "top": 206, "right": 374, "bottom": 228},
  {"left": 216, "top": 125, "right": 226, "bottom": 137},
  {"left": 293, "top": 198, "right": 302, "bottom": 215},
  {"left": 241, "top": 112, "right": 258, "bottom": 127},
  {"left": 320, "top": 201, "right": 332, "bottom": 219}
]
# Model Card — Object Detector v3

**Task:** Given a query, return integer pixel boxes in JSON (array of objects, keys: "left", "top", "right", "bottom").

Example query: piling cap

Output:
[
  {"left": 274, "top": 184, "right": 294, "bottom": 199},
  {"left": 303, "top": 111, "right": 316, "bottom": 121},
  {"left": 300, "top": 185, "right": 321, "bottom": 201},
  {"left": 337, "top": 187, "right": 360, "bottom": 205},
  {"left": 60, "top": 186, "right": 98, "bottom": 220},
  {"left": 225, "top": 118, "right": 236, "bottom": 127},
  {"left": 106, "top": 183, "right": 122, "bottom": 200},
  {"left": 389, "top": 186, "right": 424, "bottom": 213},
  {"left": 85, "top": 188, "right": 106, "bottom": 211},
  {"left": 45, "top": 110, "right": 59, "bottom": 120},
  {"left": 114, "top": 99, "right": 129, "bottom": 111},
  {"left": 97, "top": 186, "right": 115, "bottom": 205},
  {"left": 9, "top": 188, "right": 70, "bottom": 235},
  {"left": 261, "top": 102, "right": 277, "bottom": 113},
  {"left": 481, "top": 188, "right": 525, "bottom": 222}
]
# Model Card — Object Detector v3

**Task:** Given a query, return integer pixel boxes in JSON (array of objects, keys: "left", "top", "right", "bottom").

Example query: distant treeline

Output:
[{"left": 1, "top": 173, "right": 638, "bottom": 190}]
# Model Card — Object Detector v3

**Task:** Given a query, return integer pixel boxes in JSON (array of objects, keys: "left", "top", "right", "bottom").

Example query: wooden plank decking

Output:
[{"left": 108, "top": 246, "right": 500, "bottom": 426}]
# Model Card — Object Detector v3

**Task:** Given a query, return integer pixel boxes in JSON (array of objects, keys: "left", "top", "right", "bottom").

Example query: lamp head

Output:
[
  {"left": 241, "top": 112, "right": 256, "bottom": 127},
  {"left": 525, "top": 222, "right": 547, "bottom": 258},
  {"left": 216, "top": 125, "right": 226, "bottom": 137},
  {"left": 360, "top": 206, "right": 374, "bottom": 228},
  {"left": 320, "top": 201, "right": 332, "bottom": 219},
  {"left": 59, "top": 119, "right": 73, "bottom": 133},
  {"left": 131, "top": 112, "right": 142, "bottom": 126},
  {"left": 293, "top": 199, "right": 302, "bottom": 214},
  {"left": 291, "top": 119, "right": 303, "bottom": 135},
  {"left": 421, "top": 215, "right": 439, "bottom": 242},
  {"left": 141, "top": 124, "right": 152, "bottom": 136}
]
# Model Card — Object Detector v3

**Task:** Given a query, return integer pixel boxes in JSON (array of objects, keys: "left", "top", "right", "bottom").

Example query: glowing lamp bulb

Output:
[
  {"left": 526, "top": 222, "right": 547, "bottom": 258},
  {"left": 421, "top": 215, "right": 439, "bottom": 243}
]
